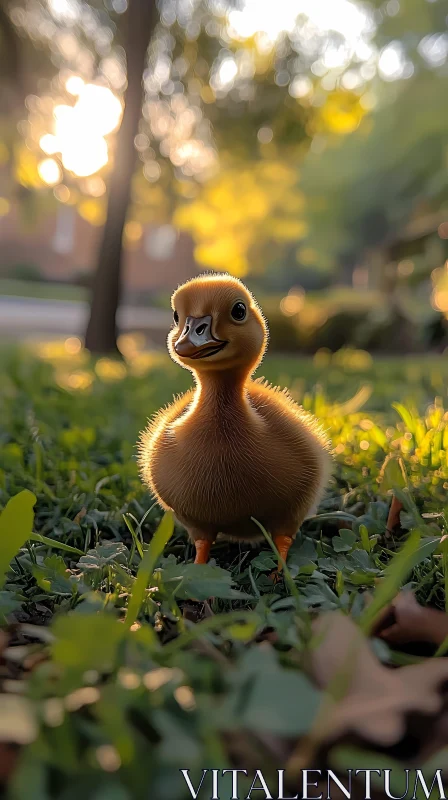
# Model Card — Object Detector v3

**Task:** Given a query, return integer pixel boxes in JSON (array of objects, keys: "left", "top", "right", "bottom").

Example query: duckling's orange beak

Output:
[{"left": 174, "top": 315, "right": 227, "bottom": 359}]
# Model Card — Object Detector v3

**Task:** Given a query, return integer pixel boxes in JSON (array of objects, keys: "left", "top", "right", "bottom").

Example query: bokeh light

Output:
[
  {"left": 431, "top": 262, "right": 448, "bottom": 316},
  {"left": 378, "top": 42, "right": 413, "bottom": 81},
  {"left": 0, "top": 198, "right": 10, "bottom": 216},
  {"left": 65, "top": 75, "right": 84, "bottom": 96},
  {"left": 280, "top": 288, "right": 306, "bottom": 316},
  {"left": 64, "top": 337, "right": 82, "bottom": 355},
  {"left": 227, "top": 0, "right": 373, "bottom": 50},
  {"left": 37, "top": 158, "right": 62, "bottom": 186}
]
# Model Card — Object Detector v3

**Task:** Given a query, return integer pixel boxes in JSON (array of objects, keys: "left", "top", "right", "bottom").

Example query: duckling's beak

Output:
[{"left": 174, "top": 315, "right": 227, "bottom": 359}]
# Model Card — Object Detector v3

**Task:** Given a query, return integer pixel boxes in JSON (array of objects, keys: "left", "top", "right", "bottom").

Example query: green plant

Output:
[{"left": 2, "top": 345, "right": 448, "bottom": 796}]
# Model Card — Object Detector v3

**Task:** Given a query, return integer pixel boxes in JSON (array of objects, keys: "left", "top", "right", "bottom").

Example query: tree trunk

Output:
[
  {"left": 0, "top": 6, "right": 22, "bottom": 94},
  {"left": 85, "top": 0, "right": 157, "bottom": 354}
]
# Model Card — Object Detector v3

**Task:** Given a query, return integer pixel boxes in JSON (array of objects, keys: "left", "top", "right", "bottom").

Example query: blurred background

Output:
[{"left": 1, "top": 0, "right": 448, "bottom": 357}]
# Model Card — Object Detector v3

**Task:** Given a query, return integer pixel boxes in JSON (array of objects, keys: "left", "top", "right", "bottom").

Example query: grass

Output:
[
  {"left": 1, "top": 341, "right": 448, "bottom": 798},
  {"left": 0, "top": 278, "right": 87, "bottom": 303}
]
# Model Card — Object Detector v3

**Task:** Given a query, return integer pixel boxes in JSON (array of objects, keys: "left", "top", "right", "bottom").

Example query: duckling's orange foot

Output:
[{"left": 269, "top": 569, "right": 283, "bottom": 585}]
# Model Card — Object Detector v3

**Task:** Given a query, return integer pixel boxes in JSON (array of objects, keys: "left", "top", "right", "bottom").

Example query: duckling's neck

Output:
[{"left": 194, "top": 369, "right": 251, "bottom": 417}]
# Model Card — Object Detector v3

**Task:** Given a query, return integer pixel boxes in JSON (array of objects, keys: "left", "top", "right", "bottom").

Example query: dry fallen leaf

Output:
[
  {"left": 386, "top": 495, "right": 403, "bottom": 534},
  {"left": 308, "top": 612, "right": 448, "bottom": 747},
  {"left": 373, "top": 590, "right": 448, "bottom": 647}
]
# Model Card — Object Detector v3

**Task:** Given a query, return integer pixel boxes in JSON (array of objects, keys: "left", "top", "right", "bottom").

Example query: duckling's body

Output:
[{"left": 138, "top": 274, "right": 332, "bottom": 565}]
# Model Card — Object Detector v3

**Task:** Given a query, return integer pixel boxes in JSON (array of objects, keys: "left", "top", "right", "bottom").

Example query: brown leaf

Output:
[
  {"left": 373, "top": 591, "right": 448, "bottom": 647},
  {"left": 309, "top": 612, "right": 448, "bottom": 747},
  {"left": 74, "top": 507, "right": 87, "bottom": 525},
  {"left": 386, "top": 495, "right": 403, "bottom": 535},
  {"left": 378, "top": 454, "right": 408, "bottom": 494}
]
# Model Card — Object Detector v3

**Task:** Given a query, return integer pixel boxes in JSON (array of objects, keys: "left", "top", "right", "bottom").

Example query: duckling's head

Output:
[{"left": 168, "top": 274, "right": 268, "bottom": 375}]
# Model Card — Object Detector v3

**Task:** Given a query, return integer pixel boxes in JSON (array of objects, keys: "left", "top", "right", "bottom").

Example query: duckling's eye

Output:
[
  {"left": 173, "top": 310, "right": 179, "bottom": 325},
  {"left": 231, "top": 301, "right": 247, "bottom": 322}
]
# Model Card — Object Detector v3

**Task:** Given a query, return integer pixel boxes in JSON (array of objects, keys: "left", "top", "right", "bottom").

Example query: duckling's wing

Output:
[
  {"left": 252, "top": 376, "right": 296, "bottom": 405},
  {"left": 249, "top": 378, "right": 331, "bottom": 450},
  {"left": 251, "top": 376, "right": 303, "bottom": 415},
  {"left": 137, "top": 389, "right": 195, "bottom": 454}
]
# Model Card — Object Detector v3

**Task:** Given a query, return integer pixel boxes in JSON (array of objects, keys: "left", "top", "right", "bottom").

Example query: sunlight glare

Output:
[
  {"left": 75, "top": 85, "right": 122, "bottom": 136},
  {"left": 228, "top": 0, "right": 374, "bottom": 55},
  {"left": 40, "top": 82, "right": 122, "bottom": 178},
  {"left": 62, "top": 137, "right": 108, "bottom": 177},
  {"left": 48, "top": 0, "right": 80, "bottom": 22},
  {"left": 228, "top": 0, "right": 299, "bottom": 42}
]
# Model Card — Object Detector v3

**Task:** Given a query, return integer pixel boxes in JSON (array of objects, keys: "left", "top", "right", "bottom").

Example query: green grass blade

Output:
[
  {"left": 30, "top": 533, "right": 84, "bottom": 557},
  {"left": 0, "top": 490, "right": 36, "bottom": 589},
  {"left": 359, "top": 529, "right": 421, "bottom": 635},
  {"left": 125, "top": 512, "right": 174, "bottom": 629},
  {"left": 250, "top": 516, "right": 301, "bottom": 604},
  {"left": 434, "top": 634, "right": 448, "bottom": 658},
  {"left": 123, "top": 513, "right": 144, "bottom": 560},
  {"left": 392, "top": 402, "right": 415, "bottom": 433},
  {"left": 359, "top": 524, "right": 371, "bottom": 552}
]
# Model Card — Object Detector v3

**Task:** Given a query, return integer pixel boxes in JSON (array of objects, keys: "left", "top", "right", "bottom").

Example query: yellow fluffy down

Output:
[{"left": 138, "top": 274, "right": 332, "bottom": 546}]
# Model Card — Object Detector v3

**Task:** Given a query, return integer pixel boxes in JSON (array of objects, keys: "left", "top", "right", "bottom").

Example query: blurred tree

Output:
[
  {"left": 296, "top": 0, "right": 448, "bottom": 284},
  {"left": 3, "top": 0, "right": 379, "bottom": 351},
  {"left": 4, "top": 0, "right": 447, "bottom": 351},
  {"left": 299, "top": 70, "right": 448, "bottom": 282},
  {"left": 85, "top": 0, "right": 157, "bottom": 353},
  {"left": 0, "top": 4, "right": 22, "bottom": 94}
]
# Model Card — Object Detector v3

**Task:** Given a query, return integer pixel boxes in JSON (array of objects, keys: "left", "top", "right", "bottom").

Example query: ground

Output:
[{"left": 1, "top": 343, "right": 448, "bottom": 798}]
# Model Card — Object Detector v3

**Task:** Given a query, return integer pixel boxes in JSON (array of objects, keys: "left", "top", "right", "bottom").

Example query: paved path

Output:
[{"left": 0, "top": 296, "right": 171, "bottom": 339}]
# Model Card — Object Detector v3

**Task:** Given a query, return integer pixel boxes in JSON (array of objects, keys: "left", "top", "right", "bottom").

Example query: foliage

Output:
[
  {"left": 257, "top": 287, "right": 437, "bottom": 353},
  {"left": 1, "top": 0, "right": 448, "bottom": 309},
  {"left": 2, "top": 346, "right": 448, "bottom": 793},
  {"left": 174, "top": 159, "right": 309, "bottom": 276},
  {"left": 0, "top": 0, "right": 392, "bottom": 277},
  {"left": 299, "top": 70, "right": 448, "bottom": 274}
]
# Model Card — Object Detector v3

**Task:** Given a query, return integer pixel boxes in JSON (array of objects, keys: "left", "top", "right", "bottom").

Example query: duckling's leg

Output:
[
  {"left": 194, "top": 539, "right": 213, "bottom": 564},
  {"left": 274, "top": 533, "right": 295, "bottom": 569},
  {"left": 188, "top": 529, "right": 216, "bottom": 564},
  {"left": 270, "top": 525, "right": 297, "bottom": 581},
  {"left": 181, "top": 530, "right": 217, "bottom": 621}
]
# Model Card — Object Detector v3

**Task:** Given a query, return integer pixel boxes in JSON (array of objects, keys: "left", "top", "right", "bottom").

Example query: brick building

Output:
[{"left": 0, "top": 204, "right": 198, "bottom": 296}]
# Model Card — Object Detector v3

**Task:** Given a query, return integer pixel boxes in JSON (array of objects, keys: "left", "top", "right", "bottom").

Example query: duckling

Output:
[{"left": 138, "top": 274, "right": 332, "bottom": 569}]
